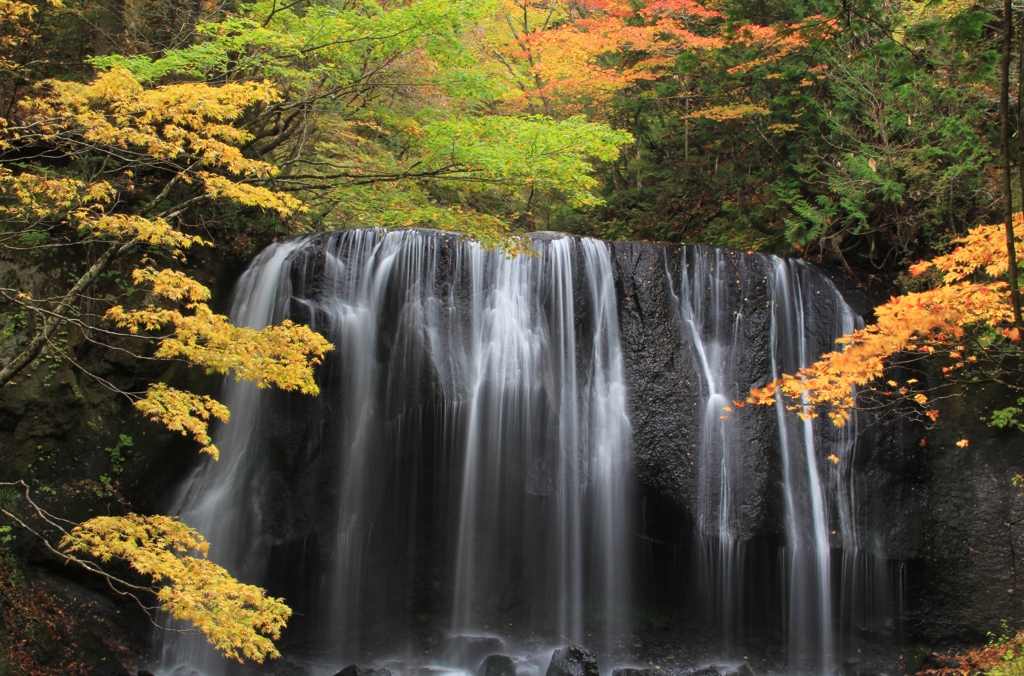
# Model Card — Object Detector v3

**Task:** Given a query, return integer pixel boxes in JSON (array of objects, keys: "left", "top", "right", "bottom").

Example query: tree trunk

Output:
[
  {"left": 1018, "top": 9, "right": 1024, "bottom": 246},
  {"left": 94, "top": 0, "right": 126, "bottom": 56},
  {"left": 1001, "top": 0, "right": 1022, "bottom": 327},
  {"left": 0, "top": 241, "right": 134, "bottom": 388}
]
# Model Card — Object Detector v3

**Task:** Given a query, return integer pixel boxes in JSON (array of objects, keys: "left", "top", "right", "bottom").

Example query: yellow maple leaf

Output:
[{"left": 61, "top": 515, "right": 291, "bottom": 663}]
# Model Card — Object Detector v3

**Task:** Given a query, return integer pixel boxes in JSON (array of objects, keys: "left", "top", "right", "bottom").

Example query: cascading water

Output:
[
  {"left": 674, "top": 247, "right": 749, "bottom": 647},
  {"left": 157, "top": 230, "right": 902, "bottom": 676},
  {"left": 671, "top": 246, "right": 898, "bottom": 673},
  {"left": 768, "top": 258, "right": 857, "bottom": 673},
  {"left": 156, "top": 239, "right": 308, "bottom": 675},
  {"left": 159, "top": 230, "right": 633, "bottom": 675},
  {"left": 450, "top": 237, "right": 631, "bottom": 644}
]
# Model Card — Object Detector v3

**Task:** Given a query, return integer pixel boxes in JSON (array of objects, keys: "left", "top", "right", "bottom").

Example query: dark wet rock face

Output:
[
  {"left": 478, "top": 654, "right": 516, "bottom": 676},
  {"left": 723, "top": 664, "right": 753, "bottom": 676},
  {"left": 870, "top": 381, "right": 1024, "bottom": 645},
  {"left": 334, "top": 665, "right": 393, "bottom": 676},
  {"left": 546, "top": 646, "right": 599, "bottom": 676},
  {"left": 610, "top": 242, "right": 695, "bottom": 511},
  {"left": 611, "top": 243, "right": 783, "bottom": 541}
]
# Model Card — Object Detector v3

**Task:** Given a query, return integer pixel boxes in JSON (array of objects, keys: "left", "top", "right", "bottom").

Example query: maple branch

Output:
[
  {"left": 298, "top": 26, "right": 419, "bottom": 54},
  {"left": 41, "top": 330, "right": 140, "bottom": 400},
  {"left": 268, "top": 163, "right": 483, "bottom": 186},
  {"left": 0, "top": 288, "right": 173, "bottom": 343},
  {"left": 262, "top": 0, "right": 307, "bottom": 27},
  {"left": 0, "top": 481, "right": 197, "bottom": 634},
  {"left": 139, "top": 160, "right": 203, "bottom": 216},
  {"left": 0, "top": 238, "right": 138, "bottom": 388}
]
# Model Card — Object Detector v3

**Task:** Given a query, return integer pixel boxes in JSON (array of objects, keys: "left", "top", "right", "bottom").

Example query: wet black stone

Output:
[
  {"left": 546, "top": 646, "right": 599, "bottom": 676},
  {"left": 690, "top": 669, "right": 722, "bottom": 676},
  {"left": 333, "top": 665, "right": 393, "bottom": 676},
  {"left": 478, "top": 654, "right": 516, "bottom": 676},
  {"left": 613, "top": 669, "right": 690, "bottom": 676},
  {"left": 902, "top": 647, "right": 929, "bottom": 675},
  {"left": 722, "top": 664, "right": 753, "bottom": 676}
]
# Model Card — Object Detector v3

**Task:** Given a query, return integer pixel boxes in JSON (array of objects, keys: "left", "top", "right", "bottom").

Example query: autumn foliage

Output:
[
  {"left": 486, "top": 0, "right": 835, "bottom": 115},
  {"left": 748, "top": 219, "right": 1024, "bottom": 431},
  {"left": 0, "top": 0, "right": 1012, "bottom": 667},
  {"left": 61, "top": 515, "right": 291, "bottom": 663},
  {"left": 0, "top": 64, "right": 332, "bottom": 661},
  {"left": 2, "top": 67, "right": 332, "bottom": 455}
]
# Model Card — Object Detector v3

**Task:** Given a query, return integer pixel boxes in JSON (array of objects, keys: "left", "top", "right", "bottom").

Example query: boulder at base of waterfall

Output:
[
  {"left": 690, "top": 669, "right": 722, "bottom": 676},
  {"left": 546, "top": 646, "right": 599, "bottom": 676},
  {"left": 479, "top": 654, "right": 517, "bottom": 676},
  {"left": 334, "top": 665, "right": 393, "bottom": 676},
  {"left": 901, "top": 647, "right": 929, "bottom": 675},
  {"left": 614, "top": 667, "right": 713, "bottom": 676},
  {"left": 76, "top": 631, "right": 129, "bottom": 676},
  {"left": 722, "top": 664, "right": 753, "bottom": 676},
  {"left": 168, "top": 666, "right": 202, "bottom": 676},
  {"left": 443, "top": 636, "right": 507, "bottom": 670}
]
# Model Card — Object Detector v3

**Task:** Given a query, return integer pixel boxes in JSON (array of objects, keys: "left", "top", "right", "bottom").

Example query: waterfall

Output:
[
  {"left": 159, "top": 230, "right": 633, "bottom": 674},
  {"left": 449, "top": 237, "right": 632, "bottom": 642},
  {"left": 672, "top": 246, "right": 891, "bottom": 673},
  {"left": 156, "top": 230, "right": 900, "bottom": 676},
  {"left": 580, "top": 238, "right": 632, "bottom": 643},
  {"left": 768, "top": 258, "right": 857, "bottom": 673},
  {"left": 674, "top": 247, "right": 748, "bottom": 647},
  {"left": 157, "top": 238, "right": 309, "bottom": 675}
]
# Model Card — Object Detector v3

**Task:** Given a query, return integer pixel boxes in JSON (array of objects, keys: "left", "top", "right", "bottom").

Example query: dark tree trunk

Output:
[
  {"left": 93, "top": 0, "right": 126, "bottom": 56},
  {"left": 1002, "top": 0, "right": 1023, "bottom": 326}
]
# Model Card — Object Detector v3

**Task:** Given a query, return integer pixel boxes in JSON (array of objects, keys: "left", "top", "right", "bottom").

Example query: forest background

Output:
[
  {"left": 3, "top": 0, "right": 1002, "bottom": 267},
  {"left": 0, "top": 0, "right": 1020, "bottom": 672}
]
